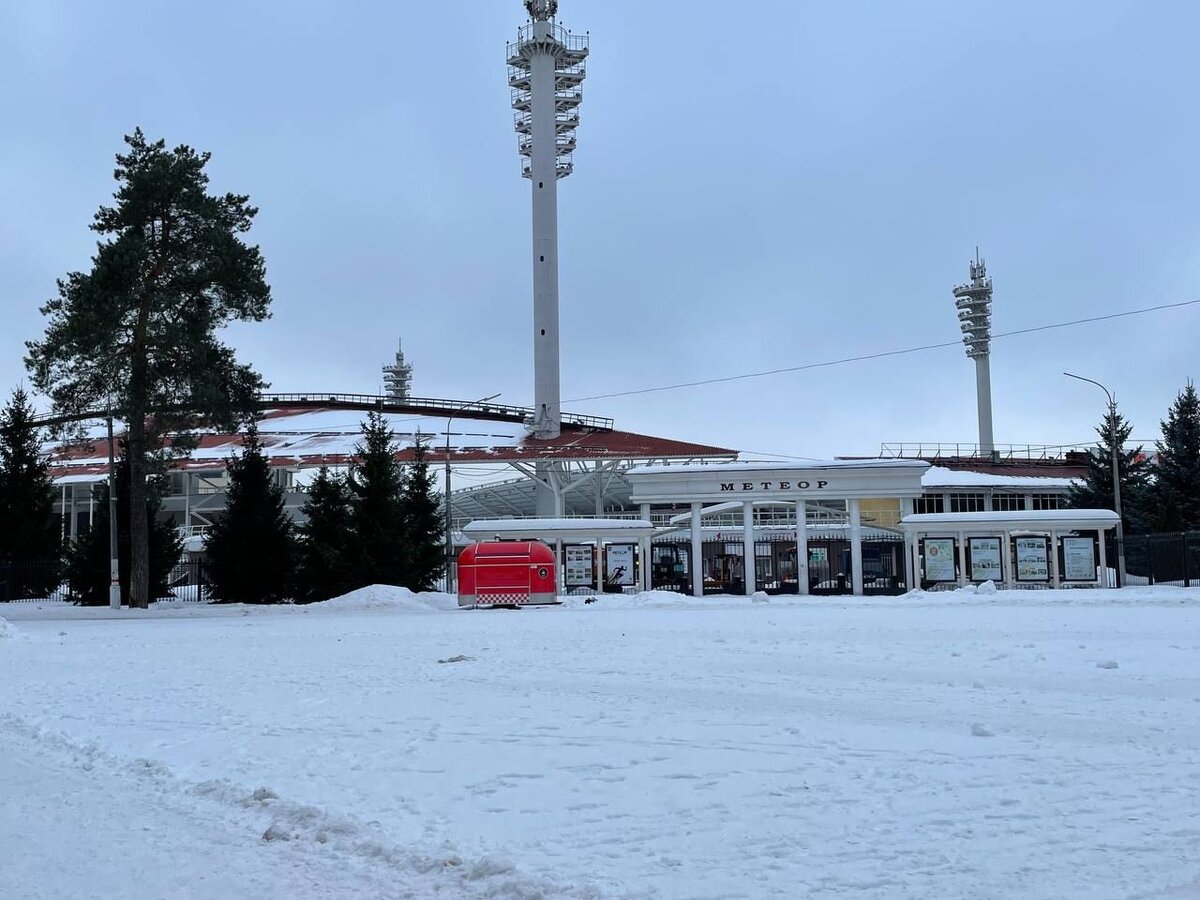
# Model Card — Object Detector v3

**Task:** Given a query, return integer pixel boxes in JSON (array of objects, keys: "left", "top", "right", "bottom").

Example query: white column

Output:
[
  {"left": 594, "top": 463, "right": 604, "bottom": 517},
  {"left": 639, "top": 503, "right": 652, "bottom": 593},
  {"left": 957, "top": 531, "right": 968, "bottom": 587},
  {"left": 848, "top": 498, "right": 864, "bottom": 596},
  {"left": 796, "top": 499, "right": 809, "bottom": 596},
  {"left": 1002, "top": 532, "right": 1013, "bottom": 589},
  {"left": 68, "top": 485, "right": 78, "bottom": 541},
  {"left": 976, "top": 353, "right": 994, "bottom": 457},
  {"left": 900, "top": 499, "right": 915, "bottom": 591},
  {"left": 690, "top": 502, "right": 704, "bottom": 598},
  {"left": 1097, "top": 529, "right": 1108, "bottom": 587},
  {"left": 183, "top": 472, "right": 191, "bottom": 529},
  {"left": 742, "top": 500, "right": 756, "bottom": 596},
  {"left": 88, "top": 487, "right": 94, "bottom": 529},
  {"left": 1049, "top": 531, "right": 1061, "bottom": 588},
  {"left": 906, "top": 533, "right": 919, "bottom": 591},
  {"left": 555, "top": 537, "right": 564, "bottom": 598},
  {"left": 530, "top": 21, "right": 561, "bottom": 439}
]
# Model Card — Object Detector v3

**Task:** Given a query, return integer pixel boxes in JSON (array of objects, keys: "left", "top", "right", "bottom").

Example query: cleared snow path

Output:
[
  {"left": 0, "top": 716, "right": 598, "bottom": 900},
  {"left": 3, "top": 588, "right": 1200, "bottom": 898}
]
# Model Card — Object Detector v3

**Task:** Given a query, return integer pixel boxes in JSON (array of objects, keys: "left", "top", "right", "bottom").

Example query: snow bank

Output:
[
  {"left": 315, "top": 584, "right": 458, "bottom": 613},
  {"left": 0, "top": 616, "right": 19, "bottom": 640}
]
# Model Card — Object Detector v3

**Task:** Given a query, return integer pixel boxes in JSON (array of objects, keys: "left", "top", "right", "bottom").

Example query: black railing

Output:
[
  {"left": 1124, "top": 532, "right": 1200, "bottom": 587},
  {"left": 32, "top": 393, "right": 615, "bottom": 432},
  {"left": 0, "top": 559, "right": 210, "bottom": 604}
]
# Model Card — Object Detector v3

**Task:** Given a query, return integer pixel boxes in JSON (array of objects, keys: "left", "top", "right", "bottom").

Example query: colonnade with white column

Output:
[{"left": 678, "top": 495, "right": 910, "bottom": 598}]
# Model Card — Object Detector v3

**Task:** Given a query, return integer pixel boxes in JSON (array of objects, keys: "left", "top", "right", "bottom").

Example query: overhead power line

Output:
[{"left": 562, "top": 298, "right": 1200, "bottom": 404}]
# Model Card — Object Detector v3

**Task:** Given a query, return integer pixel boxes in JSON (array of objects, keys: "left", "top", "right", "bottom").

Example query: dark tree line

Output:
[
  {"left": 25, "top": 129, "right": 270, "bottom": 608},
  {"left": 202, "top": 412, "right": 445, "bottom": 604},
  {"left": 4, "top": 129, "right": 444, "bottom": 606},
  {"left": 1067, "top": 382, "right": 1200, "bottom": 534}
]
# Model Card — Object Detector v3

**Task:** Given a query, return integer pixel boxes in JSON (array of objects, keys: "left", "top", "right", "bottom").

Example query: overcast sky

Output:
[{"left": 2, "top": 0, "right": 1198, "bottom": 461}]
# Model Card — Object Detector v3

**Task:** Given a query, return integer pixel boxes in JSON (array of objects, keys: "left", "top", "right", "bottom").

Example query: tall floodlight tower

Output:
[
  {"left": 953, "top": 253, "right": 996, "bottom": 458},
  {"left": 382, "top": 339, "right": 414, "bottom": 401},
  {"left": 508, "top": 0, "right": 588, "bottom": 442}
]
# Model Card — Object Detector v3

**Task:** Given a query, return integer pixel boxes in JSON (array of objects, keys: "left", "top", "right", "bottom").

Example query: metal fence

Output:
[
  {"left": 0, "top": 559, "right": 210, "bottom": 604},
  {"left": 1123, "top": 532, "right": 1200, "bottom": 587}
]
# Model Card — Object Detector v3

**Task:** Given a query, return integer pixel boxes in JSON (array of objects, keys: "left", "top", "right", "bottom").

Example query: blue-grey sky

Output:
[{"left": 2, "top": 0, "right": 1198, "bottom": 459}]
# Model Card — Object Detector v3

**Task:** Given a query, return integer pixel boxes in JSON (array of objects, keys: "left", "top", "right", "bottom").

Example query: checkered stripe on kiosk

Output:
[{"left": 477, "top": 592, "right": 531, "bottom": 605}]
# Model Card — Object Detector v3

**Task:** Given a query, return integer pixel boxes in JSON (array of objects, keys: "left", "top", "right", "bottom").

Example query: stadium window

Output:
[
  {"left": 949, "top": 493, "right": 987, "bottom": 513},
  {"left": 914, "top": 495, "right": 945, "bottom": 514},
  {"left": 992, "top": 494, "right": 1027, "bottom": 511},
  {"left": 1031, "top": 493, "right": 1063, "bottom": 510}
]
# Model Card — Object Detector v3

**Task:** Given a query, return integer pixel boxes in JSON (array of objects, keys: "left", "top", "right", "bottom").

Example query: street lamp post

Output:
[
  {"left": 1064, "top": 372, "right": 1126, "bottom": 587},
  {"left": 444, "top": 393, "right": 501, "bottom": 593},
  {"left": 106, "top": 412, "right": 121, "bottom": 608}
]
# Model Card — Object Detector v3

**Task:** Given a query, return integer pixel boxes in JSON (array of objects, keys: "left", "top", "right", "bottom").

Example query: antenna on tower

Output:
[
  {"left": 953, "top": 253, "right": 996, "bottom": 458},
  {"left": 524, "top": 0, "right": 557, "bottom": 21},
  {"left": 382, "top": 339, "right": 413, "bottom": 402}
]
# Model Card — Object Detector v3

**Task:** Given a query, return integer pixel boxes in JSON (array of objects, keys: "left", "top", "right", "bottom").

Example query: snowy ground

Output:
[{"left": 2, "top": 586, "right": 1200, "bottom": 899}]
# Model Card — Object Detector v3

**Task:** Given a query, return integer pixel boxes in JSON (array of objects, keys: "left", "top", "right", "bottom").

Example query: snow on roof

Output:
[
  {"left": 921, "top": 465, "right": 1079, "bottom": 490},
  {"left": 462, "top": 518, "right": 656, "bottom": 539},
  {"left": 47, "top": 408, "right": 529, "bottom": 474},
  {"left": 47, "top": 407, "right": 736, "bottom": 478},
  {"left": 50, "top": 473, "right": 108, "bottom": 487},
  {"left": 629, "top": 459, "right": 929, "bottom": 476},
  {"left": 902, "top": 509, "right": 1119, "bottom": 529}
]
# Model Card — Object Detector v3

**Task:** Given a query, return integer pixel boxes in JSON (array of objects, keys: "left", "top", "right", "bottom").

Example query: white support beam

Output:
[
  {"left": 796, "top": 499, "right": 809, "bottom": 596},
  {"left": 848, "top": 498, "right": 864, "bottom": 596},
  {"left": 742, "top": 501, "right": 756, "bottom": 596}
]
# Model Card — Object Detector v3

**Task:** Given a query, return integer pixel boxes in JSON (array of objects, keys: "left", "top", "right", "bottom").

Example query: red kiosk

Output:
[{"left": 457, "top": 541, "right": 558, "bottom": 608}]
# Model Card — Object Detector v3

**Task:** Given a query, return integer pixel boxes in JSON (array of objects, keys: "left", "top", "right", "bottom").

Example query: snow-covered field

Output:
[{"left": 2, "top": 586, "right": 1200, "bottom": 899}]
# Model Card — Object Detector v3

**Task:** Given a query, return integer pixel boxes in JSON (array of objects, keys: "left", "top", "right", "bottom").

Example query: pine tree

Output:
[
  {"left": 204, "top": 424, "right": 294, "bottom": 604},
  {"left": 295, "top": 467, "right": 354, "bottom": 603},
  {"left": 1150, "top": 382, "right": 1200, "bottom": 532},
  {"left": 64, "top": 451, "right": 183, "bottom": 605},
  {"left": 26, "top": 129, "right": 271, "bottom": 608},
  {"left": 1067, "top": 401, "right": 1151, "bottom": 534},
  {"left": 400, "top": 437, "right": 445, "bottom": 591},
  {"left": 0, "top": 387, "right": 61, "bottom": 598},
  {"left": 346, "top": 412, "right": 408, "bottom": 589}
]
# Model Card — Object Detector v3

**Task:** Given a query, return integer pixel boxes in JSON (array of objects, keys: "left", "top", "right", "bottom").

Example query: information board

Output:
[
  {"left": 969, "top": 537, "right": 1003, "bottom": 582},
  {"left": 1062, "top": 536, "right": 1097, "bottom": 581},
  {"left": 605, "top": 544, "right": 636, "bottom": 587},
  {"left": 924, "top": 538, "right": 957, "bottom": 582},
  {"left": 1015, "top": 537, "right": 1050, "bottom": 582},
  {"left": 565, "top": 545, "right": 594, "bottom": 587}
]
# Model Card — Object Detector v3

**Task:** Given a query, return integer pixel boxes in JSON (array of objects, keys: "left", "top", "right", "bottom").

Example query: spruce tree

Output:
[
  {"left": 0, "top": 387, "right": 61, "bottom": 597},
  {"left": 64, "top": 451, "right": 183, "bottom": 605},
  {"left": 295, "top": 467, "right": 354, "bottom": 603},
  {"left": 26, "top": 129, "right": 271, "bottom": 608},
  {"left": 347, "top": 412, "right": 408, "bottom": 589},
  {"left": 1067, "top": 401, "right": 1151, "bottom": 534},
  {"left": 204, "top": 425, "right": 294, "bottom": 604},
  {"left": 1150, "top": 382, "right": 1200, "bottom": 532},
  {"left": 400, "top": 437, "right": 445, "bottom": 591}
]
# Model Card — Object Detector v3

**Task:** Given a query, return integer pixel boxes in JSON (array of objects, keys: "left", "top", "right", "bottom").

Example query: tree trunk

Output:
[{"left": 126, "top": 412, "right": 150, "bottom": 609}]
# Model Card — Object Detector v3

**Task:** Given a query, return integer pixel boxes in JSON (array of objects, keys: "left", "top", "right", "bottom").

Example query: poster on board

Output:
[
  {"left": 1015, "top": 537, "right": 1050, "bottom": 581},
  {"left": 924, "top": 538, "right": 957, "bottom": 582},
  {"left": 1062, "top": 536, "right": 1097, "bottom": 581},
  {"left": 605, "top": 544, "right": 636, "bottom": 587},
  {"left": 565, "top": 545, "right": 594, "bottom": 587},
  {"left": 969, "top": 537, "right": 1003, "bottom": 582}
]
